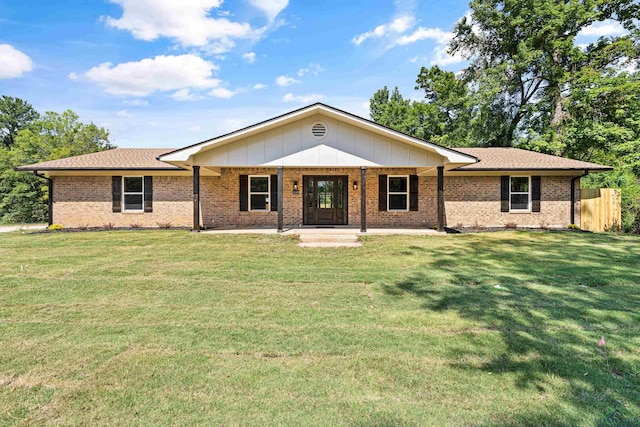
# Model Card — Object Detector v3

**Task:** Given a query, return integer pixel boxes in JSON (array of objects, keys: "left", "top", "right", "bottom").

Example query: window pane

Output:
[
  {"left": 124, "top": 194, "right": 143, "bottom": 210},
  {"left": 511, "top": 177, "right": 529, "bottom": 192},
  {"left": 318, "top": 180, "right": 333, "bottom": 208},
  {"left": 337, "top": 180, "right": 343, "bottom": 209},
  {"left": 251, "top": 194, "right": 269, "bottom": 210},
  {"left": 124, "top": 177, "right": 143, "bottom": 193},
  {"left": 389, "top": 194, "right": 407, "bottom": 210},
  {"left": 250, "top": 177, "right": 269, "bottom": 193},
  {"left": 389, "top": 177, "right": 407, "bottom": 193},
  {"left": 511, "top": 194, "right": 529, "bottom": 210}
]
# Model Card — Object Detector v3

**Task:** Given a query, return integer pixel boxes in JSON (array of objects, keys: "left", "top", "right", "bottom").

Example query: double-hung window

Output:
[
  {"left": 388, "top": 176, "right": 409, "bottom": 211},
  {"left": 123, "top": 176, "right": 144, "bottom": 212},
  {"left": 510, "top": 176, "right": 530, "bottom": 211},
  {"left": 249, "top": 176, "right": 270, "bottom": 211}
]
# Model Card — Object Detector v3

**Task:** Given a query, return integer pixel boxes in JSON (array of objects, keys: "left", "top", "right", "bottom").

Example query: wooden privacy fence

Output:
[{"left": 580, "top": 188, "right": 622, "bottom": 232}]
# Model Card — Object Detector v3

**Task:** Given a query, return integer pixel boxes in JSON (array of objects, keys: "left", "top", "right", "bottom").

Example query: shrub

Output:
[
  {"left": 102, "top": 222, "right": 116, "bottom": 230},
  {"left": 129, "top": 223, "right": 142, "bottom": 229},
  {"left": 157, "top": 222, "right": 172, "bottom": 229},
  {"left": 568, "top": 224, "right": 581, "bottom": 230},
  {"left": 47, "top": 223, "right": 63, "bottom": 231},
  {"left": 505, "top": 222, "right": 517, "bottom": 229}
]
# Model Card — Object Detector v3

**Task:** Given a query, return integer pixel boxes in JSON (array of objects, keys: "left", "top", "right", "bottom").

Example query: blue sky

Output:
[{"left": 0, "top": 0, "right": 627, "bottom": 148}]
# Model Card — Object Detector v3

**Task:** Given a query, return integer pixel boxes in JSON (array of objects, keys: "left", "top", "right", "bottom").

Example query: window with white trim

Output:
[
  {"left": 388, "top": 176, "right": 409, "bottom": 211},
  {"left": 510, "top": 176, "right": 530, "bottom": 211},
  {"left": 123, "top": 176, "right": 144, "bottom": 211},
  {"left": 249, "top": 175, "right": 270, "bottom": 211}
]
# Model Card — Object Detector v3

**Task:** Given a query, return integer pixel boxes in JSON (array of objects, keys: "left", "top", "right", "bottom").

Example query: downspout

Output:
[
  {"left": 570, "top": 170, "right": 588, "bottom": 226},
  {"left": 33, "top": 172, "right": 53, "bottom": 226}
]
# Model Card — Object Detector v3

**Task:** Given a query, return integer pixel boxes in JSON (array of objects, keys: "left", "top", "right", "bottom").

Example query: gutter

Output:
[
  {"left": 570, "top": 170, "right": 589, "bottom": 226},
  {"left": 33, "top": 172, "right": 53, "bottom": 227}
]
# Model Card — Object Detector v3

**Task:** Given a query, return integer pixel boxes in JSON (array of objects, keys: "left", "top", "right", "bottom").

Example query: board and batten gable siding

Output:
[{"left": 191, "top": 115, "right": 444, "bottom": 167}]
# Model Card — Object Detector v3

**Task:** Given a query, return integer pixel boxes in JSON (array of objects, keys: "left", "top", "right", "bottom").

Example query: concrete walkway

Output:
[
  {"left": 0, "top": 224, "right": 47, "bottom": 233},
  {"left": 202, "top": 226, "right": 444, "bottom": 247}
]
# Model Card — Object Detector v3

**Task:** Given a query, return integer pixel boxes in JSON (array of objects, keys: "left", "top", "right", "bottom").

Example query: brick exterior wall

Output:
[
  {"left": 52, "top": 176, "right": 192, "bottom": 228},
  {"left": 52, "top": 170, "right": 580, "bottom": 229},
  {"left": 442, "top": 175, "right": 578, "bottom": 229}
]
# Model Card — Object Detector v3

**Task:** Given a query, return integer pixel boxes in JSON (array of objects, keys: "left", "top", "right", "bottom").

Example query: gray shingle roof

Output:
[
  {"left": 16, "top": 146, "right": 612, "bottom": 172},
  {"left": 453, "top": 147, "right": 611, "bottom": 171},
  {"left": 16, "top": 148, "right": 182, "bottom": 171}
]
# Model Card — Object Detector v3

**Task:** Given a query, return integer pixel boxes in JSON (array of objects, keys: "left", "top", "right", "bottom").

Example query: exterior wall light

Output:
[
  {"left": 353, "top": 181, "right": 358, "bottom": 190},
  {"left": 293, "top": 181, "right": 298, "bottom": 191}
]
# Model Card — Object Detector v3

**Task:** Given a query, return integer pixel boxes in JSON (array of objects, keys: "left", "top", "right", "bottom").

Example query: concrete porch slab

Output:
[{"left": 201, "top": 227, "right": 445, "bottom": 236}]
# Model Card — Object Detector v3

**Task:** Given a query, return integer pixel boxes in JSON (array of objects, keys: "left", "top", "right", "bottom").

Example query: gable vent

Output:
[{"left": 311, "top": 122, "right": 328, "bottom": 140}]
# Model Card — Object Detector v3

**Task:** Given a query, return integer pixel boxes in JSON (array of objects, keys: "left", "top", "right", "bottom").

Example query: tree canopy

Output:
[
  {"left": 0, "top": 106, "right": 114, "bottom": 224},
  {"left": 369, "top": 0, "right": 640, "bottom": 232}
]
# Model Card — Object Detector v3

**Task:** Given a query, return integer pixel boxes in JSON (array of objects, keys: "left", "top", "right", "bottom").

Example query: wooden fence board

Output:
[{"left": 580, "top": 188, "right": 621, "bottom": 232}]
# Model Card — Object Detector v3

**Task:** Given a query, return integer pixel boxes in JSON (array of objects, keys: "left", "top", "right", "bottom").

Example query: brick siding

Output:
[{"left": 52, "top": 170, "right": 580, "bottom": 229}]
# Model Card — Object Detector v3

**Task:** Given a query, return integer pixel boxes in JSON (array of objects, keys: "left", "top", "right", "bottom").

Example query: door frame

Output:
[{"left": 303, "top": 175, "right": 349, "bottom": 225}]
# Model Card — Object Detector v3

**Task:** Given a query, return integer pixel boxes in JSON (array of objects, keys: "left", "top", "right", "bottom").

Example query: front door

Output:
[{"left": 303, "top": 176, "right": 348, "bottom": 225}]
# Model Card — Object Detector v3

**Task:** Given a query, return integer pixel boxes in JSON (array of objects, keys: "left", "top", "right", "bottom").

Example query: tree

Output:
[
  {"left": 451, "top": 0, "right": 640, "bottom": 146},
  {"left": 369, "top": 67, "right": 473, "bottom": 147},
  {"left": 0, "top": 109, "right": 114, "bottom": 223},
  {"left": 0, "top": 96, "right": 38, "bottom": 149}
]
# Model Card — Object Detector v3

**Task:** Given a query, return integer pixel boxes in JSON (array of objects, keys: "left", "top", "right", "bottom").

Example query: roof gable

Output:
[{"left": 159, "top": 103, "right": 478, "bottom": 167}]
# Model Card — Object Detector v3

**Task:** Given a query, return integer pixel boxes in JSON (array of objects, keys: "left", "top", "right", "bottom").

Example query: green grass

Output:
[{"left": 1, "top": 230, "right": 639, "bottom": 426}]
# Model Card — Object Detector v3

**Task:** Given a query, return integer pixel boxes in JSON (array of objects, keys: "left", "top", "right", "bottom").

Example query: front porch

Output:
[{"left": 190, "top": 166, "right": 447, "bottom": 233}]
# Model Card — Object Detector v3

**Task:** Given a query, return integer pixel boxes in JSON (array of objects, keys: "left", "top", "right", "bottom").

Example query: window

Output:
[
  {"left": 249, "top": 176, "right": 270, "bottom": 211},
  {"left": 510, "top": 176, "right": 530, "bottom": 211},
  {"left": 123, "top": 176, "right": 144, "bottom": 211},
  {"left": 388, "top": 176, "right": 408, "bottom": 211}
]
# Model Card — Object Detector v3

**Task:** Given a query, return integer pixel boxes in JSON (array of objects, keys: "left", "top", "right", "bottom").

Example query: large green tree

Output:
[
  {"left": 370, "top": 66, "right": 473, "bottom": 147},
  {"left": 451, "top": 0, "right": 639, "bottom": 146},
  {"left": 0, "top": 109, "right": 114, "bottom": 223},
  {"left": 0, "top": 96, "right": 38, "bottom": 149}
]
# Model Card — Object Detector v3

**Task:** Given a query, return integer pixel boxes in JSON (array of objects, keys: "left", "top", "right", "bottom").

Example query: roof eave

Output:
[{"left": 450, "top": 166, "right": 613, "bottom": 172}]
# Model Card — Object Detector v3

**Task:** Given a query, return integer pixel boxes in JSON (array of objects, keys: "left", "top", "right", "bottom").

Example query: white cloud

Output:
[
  {"left": 395, "top": 27, "right": 452, "bottom": 46},
  {"left": 68, "top": 72, "right": 79, "bottom": 80},
  {"left": 578, "top": 19, "right": 627, "bottom": 38},
  {"left": 209, "top": 87, "right": 237, "bottom": 98},
  {"left": 297, "top": 63, "right": 324, "bottom": 77},
  {"left": 0, "top": 44, "right": 33, "bottom": 79},
  {"left": 431, "top": 43, "right": 465, "bottom": 66},
  {"left": 282, "top": 93, "right": 324, "bottom": 104},
  {"left": 82, "top": 54, "right": 222, "bottom": 97},
  {"left": 275, "top": 75, "right": 300, "bottom": 87},
  {"left": 188, "top": 125, "right": 202, "bottom": 132},
  {"left": 242, "top": 52, "right": 256, "bottom": 63},
  {"left": 249, "top": 0, "right": 288, "bottom": 22},
  {"left": 408, "top": 55, "right": 427, "bottom": 64},
  {"left": 103, "top": 0, "right": 264, "bottom": 51},
  {"left": 116, "top": 110, "right": 132, "bottom": 118},
  {"left": 171, "top": 88, "right": 200, "bottom": 102},
  {"left": 124, "top": 99, "right": 149, "bottom": 106},
  {"left": 395, "top": 26, "right": 465, "bottom": 66},
  {"left": 252, "top": 83, "right": 268, "bottom": 90},
  {"left": 352, "top": 15, "right": 415, "bottom": 46}
]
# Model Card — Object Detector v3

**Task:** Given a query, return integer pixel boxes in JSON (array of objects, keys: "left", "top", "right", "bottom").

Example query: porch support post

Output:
[
  {"left": 360, "top": 167, "right": 367, "bottom": 232},
  {"left": 47, "top": 177, "right": 53, "bottom": 226},
  {"left": 192, "top": 165, "right": 200, "bottom": 232},
  {"left": 277, "top": 166, "right": 283, "bottom": 232},
  {"left": 437, "top": 166, "right": 445, "bottom": 232}
]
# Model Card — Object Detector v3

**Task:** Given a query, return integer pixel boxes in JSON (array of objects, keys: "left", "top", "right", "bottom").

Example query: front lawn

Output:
[{"left": 1, "top": 231, "right": 639, "bottom": 426}]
